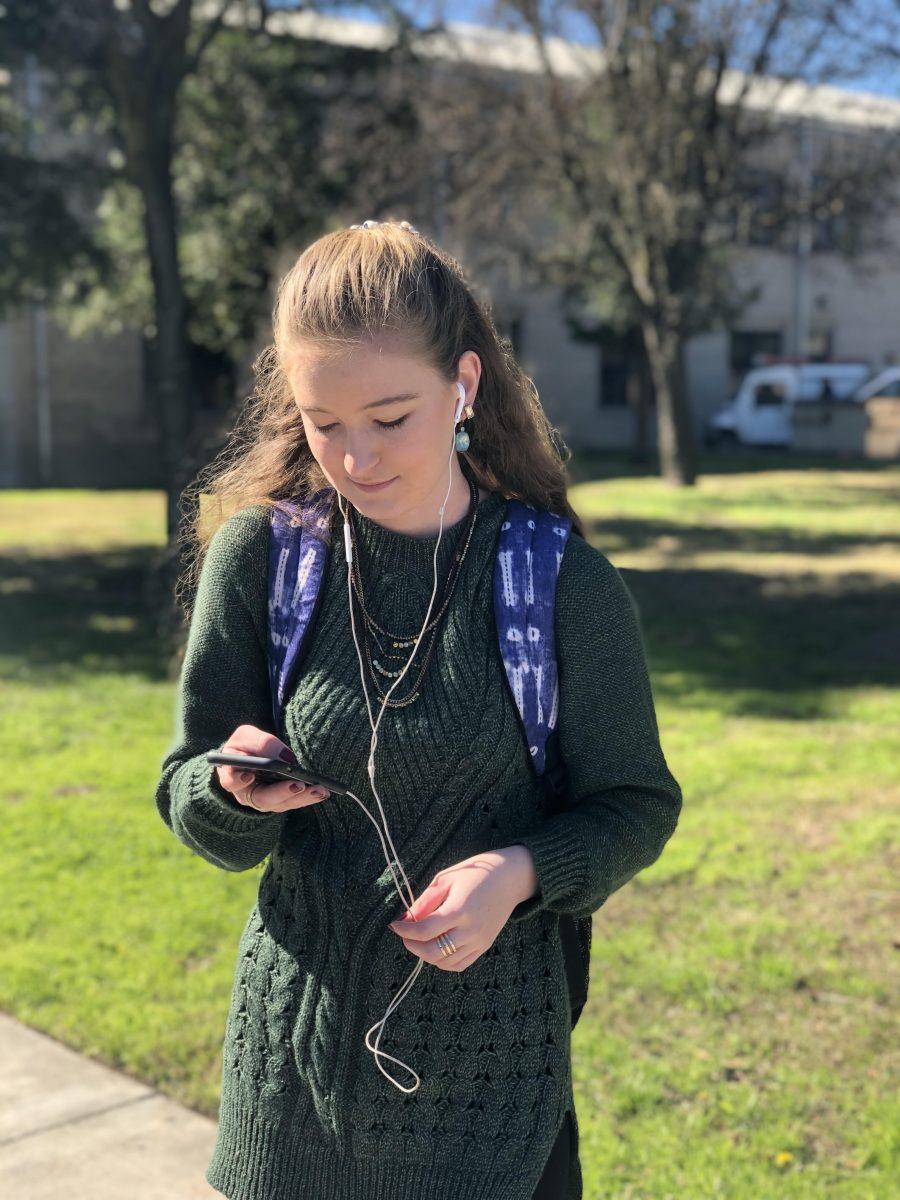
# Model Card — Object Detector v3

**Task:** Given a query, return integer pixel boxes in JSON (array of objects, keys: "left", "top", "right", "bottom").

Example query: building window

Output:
[
  {"left": 497, "top": 313, "right": 523, "bottom": 359},
  {"left": 598, "top": 350, "right": 629, "bottom": 406},
  {"left": 508, "top": 316, "right": 523, "bottom": 360},
  {"left": 730, "top": 330, "right": 784, "bottom": 377},
  {"left": 810, "top": 172, "right": 864, "bottom": 255},
  {"left": 732, "top": 167, "right": 788, "bottom": 249}
]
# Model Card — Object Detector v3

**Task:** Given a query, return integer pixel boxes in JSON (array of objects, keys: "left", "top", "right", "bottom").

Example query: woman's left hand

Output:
[{"left": 387, "top": 845, "right": 537, "bottom": 972}]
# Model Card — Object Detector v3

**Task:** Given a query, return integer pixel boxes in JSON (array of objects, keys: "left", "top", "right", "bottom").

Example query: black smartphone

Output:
[{"left": 206, "top": 752, "right": 348, "bottom": 796}]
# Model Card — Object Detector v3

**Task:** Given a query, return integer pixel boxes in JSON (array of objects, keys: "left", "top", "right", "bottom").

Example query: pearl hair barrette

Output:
[{"left": 350, "top": 219, "right": 420, "bottom": 234}]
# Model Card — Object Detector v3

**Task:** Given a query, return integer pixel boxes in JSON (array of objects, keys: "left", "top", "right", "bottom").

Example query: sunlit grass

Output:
[{"left": 1, "top": 457, "right": 897, "bottom": 1197}]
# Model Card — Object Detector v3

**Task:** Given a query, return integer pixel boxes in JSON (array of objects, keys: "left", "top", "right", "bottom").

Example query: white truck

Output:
[{"left": 704, "top": 360, "right": 873, "bottom": 448}]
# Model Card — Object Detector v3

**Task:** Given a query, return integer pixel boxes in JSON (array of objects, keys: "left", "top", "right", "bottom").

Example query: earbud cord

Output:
[{"left": 334, "top": 387, "right": 465, "bottom": 1094}]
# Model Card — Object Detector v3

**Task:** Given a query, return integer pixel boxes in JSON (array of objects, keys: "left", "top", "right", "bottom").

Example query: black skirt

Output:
[{"left": 532, "top": 1107, "right": 582, "bottom": 1199}]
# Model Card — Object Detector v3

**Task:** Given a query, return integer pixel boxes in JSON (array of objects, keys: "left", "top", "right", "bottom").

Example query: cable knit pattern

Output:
[{"left": 154, "top": 490, "right": 683, "bottom": 1200}]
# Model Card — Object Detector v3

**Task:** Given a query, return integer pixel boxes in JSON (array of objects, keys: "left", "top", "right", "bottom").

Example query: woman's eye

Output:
[{"left": 314, "top": 415, "right": 408, "bottom": 435}]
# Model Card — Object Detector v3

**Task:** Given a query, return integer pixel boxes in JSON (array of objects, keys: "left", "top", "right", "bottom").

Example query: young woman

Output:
[{"left": 155, "top": 219, "right": 683, "bottom": 1200}]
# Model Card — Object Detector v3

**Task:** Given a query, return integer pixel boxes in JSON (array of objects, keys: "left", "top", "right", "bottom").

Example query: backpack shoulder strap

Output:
[
  {"left": 492, "top": 497, "right": 572, "bottom": 777},
  {"left": 267, "top": 489, "right": 334, "bottom": 739},
  {"left": 493, "top": 498, "right": 591, "bottom": 1028},
  {"left": 267, "top": 490, "right": 572, "bottom": 768}
]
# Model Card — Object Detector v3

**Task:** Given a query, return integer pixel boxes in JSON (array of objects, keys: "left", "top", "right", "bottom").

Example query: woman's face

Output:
[{"left": 287, "top": 339, "right": 480, "bottom": 527}]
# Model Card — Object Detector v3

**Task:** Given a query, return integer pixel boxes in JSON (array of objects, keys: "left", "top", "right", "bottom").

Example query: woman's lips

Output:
[{"left": 351, "top": 476, "right": 397, "bottom": 492}]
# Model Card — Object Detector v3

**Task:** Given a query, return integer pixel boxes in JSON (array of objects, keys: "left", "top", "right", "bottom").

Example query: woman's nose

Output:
[{"left": 345, "top": 447, "right": 380, "bottom": 474}]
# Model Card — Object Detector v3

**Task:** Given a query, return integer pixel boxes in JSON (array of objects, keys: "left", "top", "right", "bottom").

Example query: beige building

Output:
[{"left": 3, "top": 13, "right": 899, "bottom": 487}]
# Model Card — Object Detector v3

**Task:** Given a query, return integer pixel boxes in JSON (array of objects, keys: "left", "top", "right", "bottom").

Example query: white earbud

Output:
[
  {"left": 332, "top": 378, "right": 470, "bottom": 1093},
  {"left": 454, "top": 380, "right": 466, "bottom": 424}
]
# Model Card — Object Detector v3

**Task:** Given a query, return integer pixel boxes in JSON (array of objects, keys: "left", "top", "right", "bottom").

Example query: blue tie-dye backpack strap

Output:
[
  {"left": 267, "top": 488, "right": 334, "bottom": 738},
  {"left": 494, "top": 498, "right": 591, "bottom": 1031},
  {"left": 267, "top": 489, "right": 571, "bottom": 769},
  {"left": 493, "top": 498, "right": 572, "bottom": 776}
]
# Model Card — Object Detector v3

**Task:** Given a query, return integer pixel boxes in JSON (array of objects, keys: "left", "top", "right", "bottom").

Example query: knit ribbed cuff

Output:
[
  {"left": 188, "top": 752, "right": 279, "bottom": 832},
  {"left": 506, "top": 813, "right": 590, "bottom": 922}
]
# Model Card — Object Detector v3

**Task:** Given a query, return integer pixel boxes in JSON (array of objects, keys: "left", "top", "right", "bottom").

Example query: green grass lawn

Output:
[{"left": 1, "top": 453, "right": 897, "bottom": 1198}]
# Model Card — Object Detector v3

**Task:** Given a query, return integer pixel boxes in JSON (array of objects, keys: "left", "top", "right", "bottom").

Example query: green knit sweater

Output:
[{"left": 155, "top": 488, "right": 683, "bottom": 1200}]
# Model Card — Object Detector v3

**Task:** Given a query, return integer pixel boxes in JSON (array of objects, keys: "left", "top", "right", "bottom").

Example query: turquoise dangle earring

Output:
[{"left": 454, "top": 404, "right": 474, "bottom": 451}]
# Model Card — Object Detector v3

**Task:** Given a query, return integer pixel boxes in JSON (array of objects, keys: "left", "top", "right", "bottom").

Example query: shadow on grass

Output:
[
  {"left": 583, "top": 516, "right": 900, "bottom": 558},
  {"left": 0, "top": 548, "right": 169, "bottom": 682},
  {"left": 1, "top": 515, "right": 897, "bottom": 719},
  {"left": 567, "top": 447, "right": 900, "bottom": 482},
  {"left": 625, "top": 561, "right": 899, "bottom": 717}
]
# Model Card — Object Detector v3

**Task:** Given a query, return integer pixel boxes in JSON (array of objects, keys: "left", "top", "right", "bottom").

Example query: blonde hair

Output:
[{"left": 175, "top": 219, "right": 583, "bottom": 620}]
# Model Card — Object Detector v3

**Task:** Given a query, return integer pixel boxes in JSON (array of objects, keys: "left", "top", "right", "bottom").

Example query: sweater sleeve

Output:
[
  {"left": 507, "top": 533, "right": 683, "bottom": 921},
  {"left": 154, "top": 504, "right": 288, "bottom": 873}
]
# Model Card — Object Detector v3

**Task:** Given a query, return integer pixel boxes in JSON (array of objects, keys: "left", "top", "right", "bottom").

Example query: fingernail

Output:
[{"left": 279, "top": 747, "right": 298, "bottom": 764}]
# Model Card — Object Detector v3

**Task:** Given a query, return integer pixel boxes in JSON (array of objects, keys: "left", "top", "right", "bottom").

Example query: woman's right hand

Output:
[{"left": 213, "top": 724, "right": 332, "bottom": 813}]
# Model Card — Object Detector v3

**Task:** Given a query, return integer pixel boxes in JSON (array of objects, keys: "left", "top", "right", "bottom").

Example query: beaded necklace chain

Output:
[
  {"left": 349, "top": 471, "right": 478, "bottom": 644},
  {"left": 346, "top": 470, "right": 479, "bottom": 708}
]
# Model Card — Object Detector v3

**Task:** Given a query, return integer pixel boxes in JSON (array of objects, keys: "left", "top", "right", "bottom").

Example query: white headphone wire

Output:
[{"left": 332, "top": 383, "right": 467, "bottom": 1092}]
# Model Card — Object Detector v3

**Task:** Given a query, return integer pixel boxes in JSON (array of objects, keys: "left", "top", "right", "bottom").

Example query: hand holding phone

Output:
[{"left": 207, "top": 725, "right": 344, "bottom": 813}]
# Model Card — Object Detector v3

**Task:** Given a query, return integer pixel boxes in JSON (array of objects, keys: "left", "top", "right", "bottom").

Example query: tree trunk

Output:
[
  {"left": 630, "top": 338, "right": 653, "bottom": 466},
  {"left": 130, "top": 130, "right": 200, "bottom": 670},
  {"left": 641, "top": 319, "right": 698, "bottom": 485}
]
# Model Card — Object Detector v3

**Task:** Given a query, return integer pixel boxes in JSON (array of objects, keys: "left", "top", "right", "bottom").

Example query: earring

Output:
[{"left": 454, "top": 403, "right": 474, "bottom": 451}]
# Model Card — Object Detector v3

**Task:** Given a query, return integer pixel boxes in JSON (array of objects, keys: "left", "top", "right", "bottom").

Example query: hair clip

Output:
[{"left": 349, "top": 219, "right": 420, "bottom": 235}]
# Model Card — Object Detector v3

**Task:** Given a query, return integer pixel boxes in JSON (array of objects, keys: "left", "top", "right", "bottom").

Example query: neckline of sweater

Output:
[{"left": 343, "top": 488, "right": 506, "bottom": 574}]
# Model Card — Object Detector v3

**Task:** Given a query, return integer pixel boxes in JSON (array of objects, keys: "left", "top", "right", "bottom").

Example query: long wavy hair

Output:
[{"left": 175, "top": 219, "right": 584, "bottom": 620}]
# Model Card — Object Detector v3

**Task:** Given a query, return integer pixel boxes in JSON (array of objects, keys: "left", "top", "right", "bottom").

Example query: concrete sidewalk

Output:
[{"left": 0, "top": 1012, "right": 220, "bottom": 1199}]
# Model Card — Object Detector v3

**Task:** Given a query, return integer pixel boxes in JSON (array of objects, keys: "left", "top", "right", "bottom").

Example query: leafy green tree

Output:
[{"left": 0, "top": 1, "right": 442, "bottom": 656}]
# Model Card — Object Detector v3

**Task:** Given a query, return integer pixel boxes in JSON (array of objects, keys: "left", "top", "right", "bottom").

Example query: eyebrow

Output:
[{"left": 299, "top": 392, "right": 419, "bottom": 415}]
